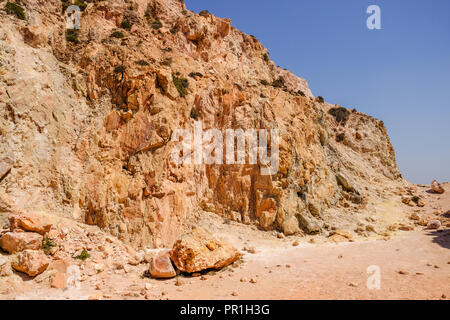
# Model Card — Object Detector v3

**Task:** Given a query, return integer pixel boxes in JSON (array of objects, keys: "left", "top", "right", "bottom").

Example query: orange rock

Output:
[
  {"left": 431, "top": 180, "right": 445, "bottom": 194},
  {"left": 0, "top": 232, "right": 43, "bottom": 253},
  {"left": 149, "top": 250, "right": 177, "bottom": 279},
  {"left": 51, "top": 271, "right": 67, "bottom": 289},
  {"left": 170, "top": 227, "right": 242, "bottom": 273},
  {"left": 9, "top": 214, "right": 52, "bottom": 235},
  {"left": 12, "top": 250, "right": 50, "bottom": 277}
]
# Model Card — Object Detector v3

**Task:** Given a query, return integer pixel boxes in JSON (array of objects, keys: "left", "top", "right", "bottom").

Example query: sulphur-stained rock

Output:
[
  {"left": 148, "top": 250, "right": 176, "bottom": 279},
  {"left": 8, "top": 214, "right": 52, "bottom": 235},
  {"left": 431, "top": 180, "right": 445, "bottom": 194},
  {"left": 12, "top": 250, "right": 50, "bottom": 277},
  {"left": 0, "top": 232, "right": 43, "bottom": 254},
  {"left": 170, "top": 227, "right": 242, "bottom": 273}
]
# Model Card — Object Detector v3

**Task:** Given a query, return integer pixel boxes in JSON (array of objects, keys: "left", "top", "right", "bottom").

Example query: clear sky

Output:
[{"left": 186, "top": 0, "right": 450, "bottom": 184}]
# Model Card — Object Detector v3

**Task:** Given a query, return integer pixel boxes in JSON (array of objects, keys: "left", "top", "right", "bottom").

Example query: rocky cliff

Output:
[{"left": 0, "top": 0, "right": 403, "bottom": 248}]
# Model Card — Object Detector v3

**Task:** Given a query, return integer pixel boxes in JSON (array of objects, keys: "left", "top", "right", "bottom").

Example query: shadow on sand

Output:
[{"left": 426, "top": 228, "right": 450, "bottom": 250}]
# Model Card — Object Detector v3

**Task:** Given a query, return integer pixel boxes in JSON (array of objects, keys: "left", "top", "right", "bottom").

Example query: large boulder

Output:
[
  {"left": 12, "top": 250, "right": 50, "bottom": 277},
  {"left": 8, "top": 214, "right": 52, "bottom": 235},
  {"left": 170, "top": 227, "right": 242, "bottom": 273},
  {"left": 148, "top": 249, "right": 177, "bottom": 279},
  {"left": 0, "top": 232, "right": 43, "bottom": 253},
  {"left": 431, "top": 180, "right": 445, "bottom": 194}
]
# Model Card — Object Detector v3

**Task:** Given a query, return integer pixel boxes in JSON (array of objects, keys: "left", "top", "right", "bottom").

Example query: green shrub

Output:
[
  {"left": 190, "top": 108, "right": 200, "bottom": 120},
  {"left": 260, "top": 79, "right": 269, "bottom": 86},
  {"left": 135, "top": 60, "right": 149, "bottom": 66},
  {"left": 173, "top": 75, "right": 189, "bottom": 97},
  {"left": 189, "top": 72, "right": 203, "bottom": 78},
  {"left": 74, "top": 249, "right": 90, "bottom": 261},
  {"left": 120, "top": 19, "right": 133, "bottom": 30},
  {"left": 66, "top": 29, "right": 79, "bottom": 44},
  {"left": 328, "top": 107, "right": 350, "bottom": 125},
  {"left": 151, "top": 19, "right": 163, "bottom": 30},
  {"left": 111, "top": 31, "right": 124, "bottom": 38},
  {"left": 297, "top": 90, "right": 305, "bottom": 97},
  {"left": 41, "top": 237, "right": 56, "bottom": 255},
  {"left": 316, "top": 96, "right": 325, "bottom": 103},
  {"left": 114, "top": 65, "right": 126, "bottom": 73},
  {"left": 272, "top": 77, "right": 285, "bottom": 88},
  {"left": 263, "top": 53, "right": 269, "bottom": 62},
  {"left": 199, "top": 10, "right": 210, "bottom": 16},
  {"left": 170, "top": 26, "right": 179, "bottom": 35},
  {"left": 74, "top": 0, "right": 87, "bottom": 11},
  {"left": 5, "top": 2, "right": 26, "bottom": 20}
]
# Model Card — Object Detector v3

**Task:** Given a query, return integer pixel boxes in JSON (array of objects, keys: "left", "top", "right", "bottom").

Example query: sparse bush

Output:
[
  {"left": 170, "top": 26, "right": 179, "bottom": 35},
  {"left": 190, "top": 108, "right": 200, "bottom": 120},
  {"left": 135, "top": 60, "right": 149, "bottom": 66},
  {"left": 316, "top": 96, "right": 325, "bottom": 103},
  {"left": 297, "top": 90, "right": 305, "bottom": 97},
  {"left": 272, "top": 77, "right": 285, "bottom": 88},
  {"left": 173, "top": 75, "right": 189, "bottom": 97},
  {"left": 260, "top": 79, "right": 269, "bottom": 86},
  {"left": 114, "top": 65, "right": 126, "bottom": 73},
  {"left": 41, "top": 237, "right": 56, "bottom": 255},
  {"left": 161, "top": 57, "right": 173, "bottom": 66},
  {"left": 328, "top": 107, "right": 350, "bottom": 125},
  {"left": 199, "top": 10, "right": 210, "bottom": 17},
  {"left": 74, "top": 249, "right": 90, "bottom": 261},
  {"left": 74, "top": 0, "right": 87, "bottom": 11},
  {"left": 336, "top": 133, "right": 345, "bottom": 142},
  {"left": 66, "top": 28, "right": 79, "bottom": 43},
  {"left": 120, "top": 19, "right": 133, "bottom": 30},
  {"left": 151, "top": 19, "right": 163, "bottom": 30},
  {"left": 234, "top": 83, "right": 243, "bottom": 91},
  {"left": 5, "top": 2, "right": 26, "bottom": 20},
  {"left": 111, "top": 31, "right": 124, "bottom": 38},
  {"left": 263, "top": 52, "right": 269, "bottom": 62},
  {"left": 189, "top": 72, "right": 203, "bottom": 78}
]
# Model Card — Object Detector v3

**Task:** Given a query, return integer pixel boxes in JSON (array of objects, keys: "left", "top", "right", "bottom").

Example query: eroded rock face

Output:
[
  {"left": 0, "top": 232, "right": 43, "bottom": 254},
  {"left": 170, "top": 227, "right": 242, "bottom": 273},
  {"left": 12, "top": 250, "right": 50, "bottom": 277},
  {"left": 148, "top": 249, "right": 176, "bottom": 278},
  {"left": 0, "top": 0, "right": 403, "bottom": 248}
]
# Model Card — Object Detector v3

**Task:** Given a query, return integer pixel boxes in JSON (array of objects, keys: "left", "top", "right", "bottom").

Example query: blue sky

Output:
[{"left": 186, "top": 0, "right": 450, "bottom": 184}]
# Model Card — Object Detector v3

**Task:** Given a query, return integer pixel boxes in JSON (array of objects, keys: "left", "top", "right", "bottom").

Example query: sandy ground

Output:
[{"left": 4, "top": 183, "right": 450, "bottom": 300}]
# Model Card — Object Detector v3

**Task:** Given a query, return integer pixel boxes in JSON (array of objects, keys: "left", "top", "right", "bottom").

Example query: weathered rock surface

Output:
[
  {"left": 0, "top": 0, "right": 404, "bottom": 247},
  {"left": 12, "top": 250, "right": 50, "bottom": 277},
  {"left": 148, "top": 249, "right": 177, "bottom": 278},
  {"left": 0, "top": 232, "right": 43, "bottom": 254},
  {"left": 170, "top": 227, "right": 242, "bottom": 273},
  {"left": 8, "top": 214, "right": 52, "bottom": 235}
]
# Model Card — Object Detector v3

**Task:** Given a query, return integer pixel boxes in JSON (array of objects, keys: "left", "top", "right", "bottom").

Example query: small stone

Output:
[
  {"left": 231, "top": 291, "right": 238, "bottom": 296},
  {"left": 427, "top": 220, "right": 441, "bottom": 230},
  {"left": 285, "top": 264, "right": 291, "bottom": 268},
  {"left": 398, "top": 269, "right": 408, "bottom": 275},
  {"left": 200, "top": 276, "right": 207, "bottom": 281},
  {"left": 175, "top": 277, "right": 185, "bottom": 286},
  {"left": 348, "top": 282, "right": 358, "bottom": 287},
  {"left": 338, "top": 254, "right": 343, "bottom": 259},
  {"left": 249, "top": 278, "right": 257, "bottom": 284},
  {"left": 431, "top": 180, "right": 445, "bottom": 194},
  {"left": 148, "top": 250, "right": 176, "bottom": 279},
  {"left": 240, "top": 277, "right": 247, "bottom": 282},
  {"left": 292, "top": 241, "right": 299, "bottom": 247},
  {"left": 88, "top": 292, "right": 103, "bottom": 300}
]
